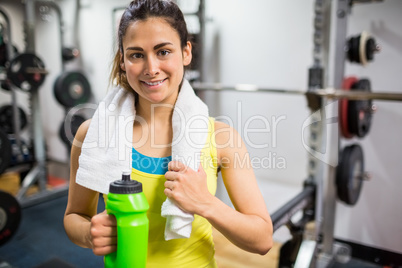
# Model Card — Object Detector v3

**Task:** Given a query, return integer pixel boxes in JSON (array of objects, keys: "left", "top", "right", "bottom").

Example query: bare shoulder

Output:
[
  {"left": 214, "top": 120, "right": 242, "bottom": 145},
  {"left": 73, "top": 119, "right": 92, "bottom": 145},
  {"left": 214, "top": 120, "right": 245, "bottom": 161}
]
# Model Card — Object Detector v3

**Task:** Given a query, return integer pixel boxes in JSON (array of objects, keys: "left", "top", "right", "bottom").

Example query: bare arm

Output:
[
  {"left": 206, "top": 121, "right": 273, "bottom": 254},
  {"left": 164, "top": 121, "right": 273, "bottom": 255},
  {"left": 63, "top": 119, "right": 117, "bottom": 255}
]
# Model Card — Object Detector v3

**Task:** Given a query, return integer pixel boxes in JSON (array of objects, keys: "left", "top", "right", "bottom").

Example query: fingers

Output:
[
  {"left": 168, "top": 160, "right": 191, "bottom": 172},
  {"left": 164, "top": 180, "right": 175, "bottom": 190},
  {"left": 91, "top": 212, "right": 117, "bottom": 228},
  {"left": 90, "top": 212, "right": 117, "bottom": 256},
  {"left": 92, "top": 245, "right": 117, "bottom": 256}
]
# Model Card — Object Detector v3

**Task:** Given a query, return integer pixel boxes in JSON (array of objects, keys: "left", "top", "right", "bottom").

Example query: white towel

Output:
[{"left": 76, "top": 79, "right": 209, "bottom": 240}]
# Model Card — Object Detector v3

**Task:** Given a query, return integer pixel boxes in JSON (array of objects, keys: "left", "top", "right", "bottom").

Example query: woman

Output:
[{"left": 64, "top": 0, "right": 273, "bottom": 266}]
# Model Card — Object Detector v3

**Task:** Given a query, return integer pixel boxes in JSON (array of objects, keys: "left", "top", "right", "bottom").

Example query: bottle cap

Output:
[{"left": 109, "top": 171, "right": 143, "bottom": 194}]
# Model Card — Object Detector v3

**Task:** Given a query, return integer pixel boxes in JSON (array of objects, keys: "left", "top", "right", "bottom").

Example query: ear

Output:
[
  {"left": 182, "top": 41, "right": 192, "bottom": 66},
  {"left": 120, "top": 52, "right": 126, "bottom": 71}
]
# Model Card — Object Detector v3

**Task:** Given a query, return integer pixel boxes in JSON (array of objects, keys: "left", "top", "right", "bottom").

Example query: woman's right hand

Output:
[{"left": 90, "top": 210, "right": 117, "bottom": 256}]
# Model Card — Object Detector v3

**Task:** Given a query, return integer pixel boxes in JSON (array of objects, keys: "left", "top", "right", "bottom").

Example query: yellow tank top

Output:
[{"left": 119, "top": 117, "right": 218, "bottom": 267}]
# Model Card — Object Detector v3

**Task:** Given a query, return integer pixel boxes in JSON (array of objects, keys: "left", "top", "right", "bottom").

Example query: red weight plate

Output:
[{"left": 339, "top": 77, "right": 358, "bottom": 139}]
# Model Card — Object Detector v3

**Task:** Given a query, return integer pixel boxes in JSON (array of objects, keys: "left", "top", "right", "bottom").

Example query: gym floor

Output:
[{"left": 0, "top": 161, "right": 382, "bottom": 268}]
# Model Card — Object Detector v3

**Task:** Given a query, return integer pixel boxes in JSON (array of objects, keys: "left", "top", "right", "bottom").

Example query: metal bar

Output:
[
  {"left": 294, "top": 240, "right": 318, "bottom": 268},
  {"left": 270, "top": 186, "right": 315, "bottom": 232},
  {"left": 318, "top": 0, "right": 350, "bottom": 261},
  {"left": 192, "top": 83, "right": 402, "bottom": 102},
  {"left": 198, "top": 0, "right": 205, "bottom": 82},
  {"left": 36, "top": 0, "right": 65, "bottom": 71},
  {"left": 16, "top": 165, "right": 40, "bottom": 199},
  {"left": 18, "top": 184, "right": 69, "bottom": 208},
  {"left": 192, "top": 82, "right": 307, "bottom": 95},
  {"left": 314, "top": 89, "right": 402, "bottom": 101},
  {"left": 25, "top": 0, "right": 36, "bottom": 52},
  {"left": 351, "top": 0, "right": 383, "bottom": 4}
]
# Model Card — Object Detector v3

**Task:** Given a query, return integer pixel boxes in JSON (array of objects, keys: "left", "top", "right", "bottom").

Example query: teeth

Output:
[{"left": 145, "top": 80, "right": 164, "bottom": 86}]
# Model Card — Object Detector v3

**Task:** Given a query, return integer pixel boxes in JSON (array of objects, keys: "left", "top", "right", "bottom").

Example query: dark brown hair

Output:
[{"left": 110, "top": 0, "right": 189, "bottom": 91}]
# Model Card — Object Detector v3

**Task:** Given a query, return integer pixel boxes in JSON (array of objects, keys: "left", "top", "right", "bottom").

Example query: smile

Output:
[{"left": 143, "top": 79, "right": 167, "bottom": 86}]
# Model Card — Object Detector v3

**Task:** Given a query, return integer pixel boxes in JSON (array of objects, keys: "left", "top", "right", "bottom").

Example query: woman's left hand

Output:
[{"left": 164, "top": 161, "right": 214, "bottom": 215}]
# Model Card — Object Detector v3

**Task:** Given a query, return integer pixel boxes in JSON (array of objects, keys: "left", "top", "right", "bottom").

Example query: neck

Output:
[{"left": 135, "top": 98, "right": 175, "bottom": 124}]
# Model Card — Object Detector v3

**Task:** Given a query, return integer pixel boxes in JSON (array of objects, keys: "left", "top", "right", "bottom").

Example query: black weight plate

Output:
[
  {"left": 7, "top": 53, "right": 46, "bottom": 91},
  {"left": 54, "top": 71, "right": 91, "bottom": 108},
  {"left": 347, "top": 35, "right": 361, "bottom": 63},
  {"left": 0, "top": 80, "right": 12, "bottom": 92},
  {"left": 0, "top": 43, "right": 19, "bottom": 67},
  {"left": 366, "top": 37, "right": 376, "bottom": 61},
  {"left": 59, "top": 114, "right": 86, "bottom": 148},
  {"left": 0, "top": 190, "right": 21, "bottom": 246},
  {"left": 348, "top": 79, "right": 373, "bottom": 138},
  {"left": 0, "top": 129, "right": 12, "bottom": 175},
  {"left": 0, "top": 105, "right": 28, "bottom": 134},
  {"left": 336, "top": 144, "right": 364, "bottom": 205}
]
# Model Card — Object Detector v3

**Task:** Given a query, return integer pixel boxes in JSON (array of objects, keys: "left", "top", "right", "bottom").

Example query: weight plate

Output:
[
  {"left": 347, "top": 32, "right": 377, "bottom": 65},
  {"left": 0, "top": 129, "right": 12, "bottom": 175},
  {"left": 59, "top": 114, "right": 86, "bottom": 148},
  {"left": 0, "top": 105, "right": 28, "bottom": 134},
  {"left": 54, "top": 71, "right": 91, "bottom": 108},
  {"left": 336, "top": 144, "right": 364, "bottom": 205},
  {"left": 0, "top": 190, "right": 21, "bottom": 246},
  {"left": 348, "top": 79, "right": 373, "bottom": 138},
  {"left": 347, "top": 35, "right": 361, "bottom": 63},
  {"left": 1, "top": 81, "right": 12, "bottom": 92},
  {"left": 0, "top": 42, "right": 19, "bottom": 67},
  {"left": 7, "top": 53, "right": 47, "bottom": 91},
  {"left": 366, "top": 37, "right": 376, "bottom": 61},
  {"left": 339, "top": 77, "right": 358, "bottom": 139}
]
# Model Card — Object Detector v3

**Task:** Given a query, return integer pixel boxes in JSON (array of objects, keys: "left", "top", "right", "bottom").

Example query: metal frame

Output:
[
  {"left": 181, "top": 0, "right": 206, "bottom": 82},
  {"left": 1, "top": 0, "right": 69, "bottom": 207},
  {"left": 192, "top": 0, "right": 395, "bottom": 267},
  {"left": 0, "top": 8, "right": 24, "bottom": 165}
]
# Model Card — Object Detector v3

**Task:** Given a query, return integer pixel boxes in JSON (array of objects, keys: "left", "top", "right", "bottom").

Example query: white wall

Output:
[{"left": 1, "top": 0, "right": 401, "bottom": 255}]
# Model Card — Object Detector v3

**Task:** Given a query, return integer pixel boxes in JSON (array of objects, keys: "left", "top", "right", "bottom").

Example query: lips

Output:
[{"left": 142, "top": 78, "right": 167, "bottom": 86}]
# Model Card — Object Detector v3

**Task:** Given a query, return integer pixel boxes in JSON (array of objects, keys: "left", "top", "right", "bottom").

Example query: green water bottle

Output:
[{"left": 104, "top": 171, "right": 149, "bottom": 268}]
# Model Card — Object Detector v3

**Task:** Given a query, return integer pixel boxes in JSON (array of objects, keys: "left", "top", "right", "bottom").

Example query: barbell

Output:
[{"left": 192, "top": 82, "right": 402, "bottom": 102}]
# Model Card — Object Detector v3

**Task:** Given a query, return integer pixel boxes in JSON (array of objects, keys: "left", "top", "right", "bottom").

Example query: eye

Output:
[
  {"left": 130, "top": 53, "right": 143, "bottom": 59},
  {"left": 158, "top": 50, "right": 170, "bottom": 57}
]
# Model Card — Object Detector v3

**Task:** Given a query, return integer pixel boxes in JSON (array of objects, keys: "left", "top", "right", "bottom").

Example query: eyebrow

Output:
[{"left": 126, "top": 42, "right": 173, "bottom": 52}]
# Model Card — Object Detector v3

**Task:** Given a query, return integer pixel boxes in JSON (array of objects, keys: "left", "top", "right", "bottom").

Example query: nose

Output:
[{"left": 144, "top": 56, "right": 160, "bottom": 77}]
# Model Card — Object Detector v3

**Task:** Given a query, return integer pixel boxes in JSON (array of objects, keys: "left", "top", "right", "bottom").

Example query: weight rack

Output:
[
  {"left": 193, "top": 0, "right": 402, "bottom": 267},
  {"left": 0, "top": 1, "right": 69, "bottom": 207}
]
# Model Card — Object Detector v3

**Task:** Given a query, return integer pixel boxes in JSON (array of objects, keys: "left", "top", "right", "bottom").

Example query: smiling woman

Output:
[{"left": 63, "top": 0, "right": 273, "bottom": 267}]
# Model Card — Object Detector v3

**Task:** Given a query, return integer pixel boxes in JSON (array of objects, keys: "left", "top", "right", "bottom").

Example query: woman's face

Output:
[{"left": 121, "top": 17, "right": 192, "bottom": 106}]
